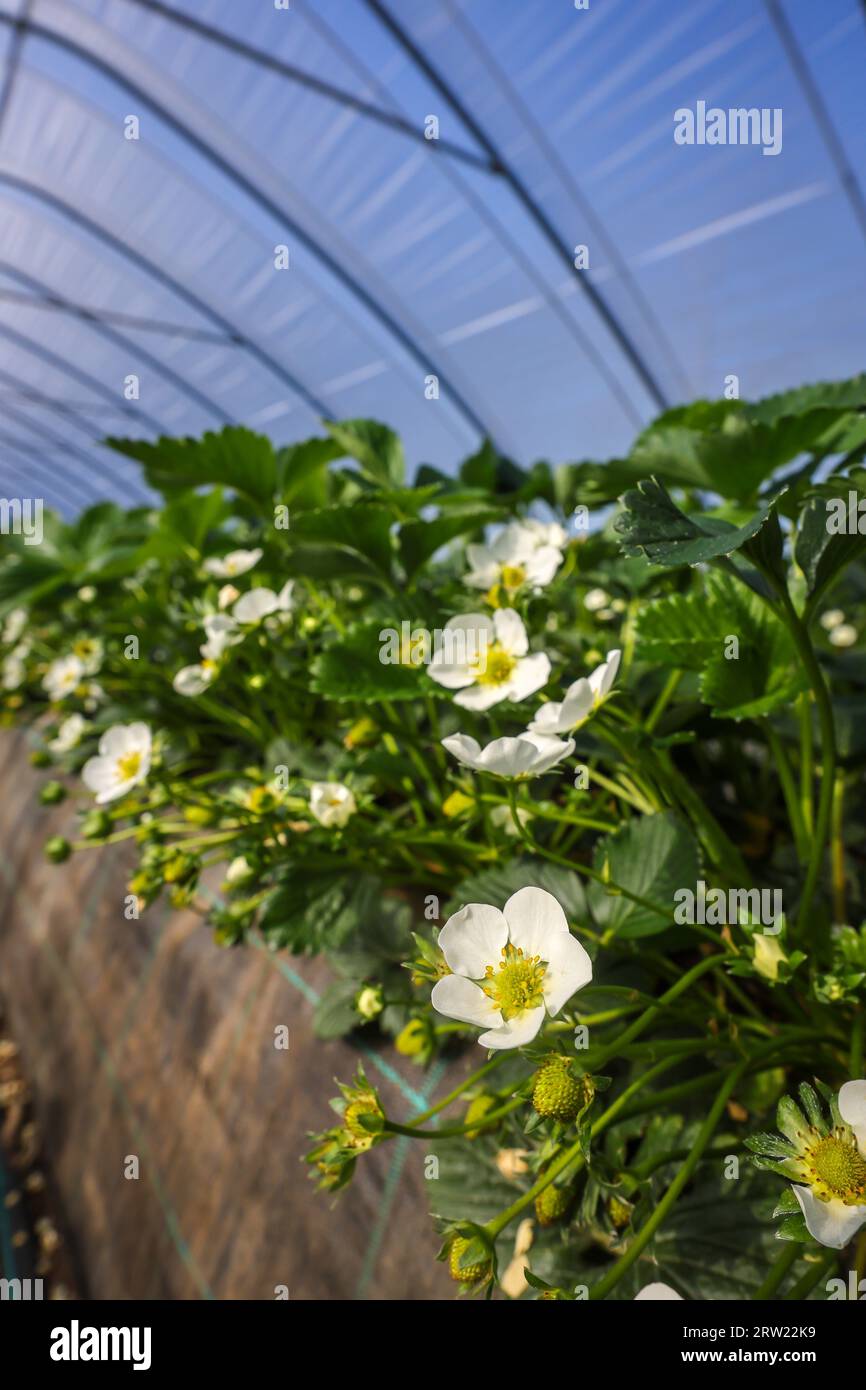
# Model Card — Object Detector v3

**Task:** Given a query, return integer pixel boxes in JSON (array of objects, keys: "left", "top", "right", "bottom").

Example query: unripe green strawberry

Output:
[
  {"left": 532, "top": 1058, "right": 583, "bottom": 1122},
  {"left": 449, "top": 1236, "right": 489, "bottom": 1283},
  {"left": 534, "top": 1183, "right": 572, "bottom": 1227}
]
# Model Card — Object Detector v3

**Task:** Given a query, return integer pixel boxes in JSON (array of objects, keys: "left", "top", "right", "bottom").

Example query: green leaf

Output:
[
  {"left": 275, "top": 437, "right": 343, "bottom": 509},
  {"left": 397, "top": 507, "right": 501, "bottom": 580},
  {"left": 743, "top": 373, "right": 866, "bottom": 427},
  {"left": 312, "top": 980, "right": 360, "bottom": 1040},
  {"left": 450, "top": 857, "right": 588, "bottom": 925},
  {"left": 635, "top": 588, "right": 728, "bottom": 670},
  {"left": 259, "top": 871, "right": 381, "bottom": 953},
  {"left": 309, "top": 623, "right": 429, "bottom": 702},
  {"left": 776, "top": 1214, "right": 811, "bottom": 1242},
  {"left": 795, "top": 484, "right": 866, "bottom": 608},
  {"left": 588, "top": 812, "right": 700, "bottom": 939},
  {"left": 324, "top": 418, "right": 405, "bottom": 488},
  {"left": 698, "top": 576, "right": 806, "bottom": 720},
  {"left": 615, "top": 478, "right": 775, "bottom": 567},
  {"left": 288, "top": 504, "right": 394, "bottom": 578},
  {"left": 107, "top": 427, "right": 278, "bottom": 506}
]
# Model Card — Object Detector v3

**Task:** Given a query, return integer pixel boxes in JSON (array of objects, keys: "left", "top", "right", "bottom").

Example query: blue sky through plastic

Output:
[{"left": 0, "top": 0, "right": 864, "bottom": 513}]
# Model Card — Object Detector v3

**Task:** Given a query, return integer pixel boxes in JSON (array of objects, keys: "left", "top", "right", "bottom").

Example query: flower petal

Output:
[
  {"left": 542, "top": 932, "right": 593, "bottom": 1016},
  {"left": 560, "top": 677, "right": 594, "bottom": 726},
  {"left": 634, "top": 1283, "right": 683, "bottom": 1301},
  {"left": 505, "top": 652, "right": 551, "bottom": 702},
  {"left": 478, "top": 1005, "right": 546, "bottom": 1051},
  {"left": 431, "top": 974, "right": 501, "bottom": 1029},
  {"left": 440, "top": 733, "right": 483, "bottom": 769},
  {"left": 792, "top": 1185, "right": 866, "bottom": 1248},
  {"left": 492, "top": 607, "right": 528, "bottom": 655},
  {"left": 438, "top": 903, "right": 508, "bottom": 978},
  {"left": 454, "top": 681, "right": 510, "bottom": 710},
  {"left": 504, "top": 886, "right": 570, "bottom": 958},
  {"left": 838, "top": 1079, "right": 866, "bottom": 1151},
  {"left": 527, "top": 700, "right": 566, "bottom": 736}
]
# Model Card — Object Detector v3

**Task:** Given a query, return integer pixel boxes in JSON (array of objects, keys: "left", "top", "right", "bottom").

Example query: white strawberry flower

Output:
[
  {"left": 431, "top": 887, "right": 592, "bottom": 1050},
  {"left": 233, "top": 581, "right": 294, "bottom": 626},
  {"left": 71, "top": 636, "right": 103, "bottom": 675},
  {"left": 520, "top": 518, "right": 569, "bottom": 551},
  {"left": 584, "top": 587, "right": 610, "bottom": 613},
  {"left": 201, "top": 613, "right": 242, "bottom": 661},
  {"left": 528, "top": 650, "right": 621, "bottom": 736},
  {"left": 635, "top": 1283, "right": 683, "bottom": 1300},
  {"left": 82, "top": 722, "right": 152, "bottom": 804},
  {"left": 2, "top": 645, "right": 27, "bottom": 690},
  {"left": 309, "top": 781, "right": 357, "bottom": 828},
  {"left": 429, "top": 610, "right": 550, "bottom": 711},
  {"left": 218, "top": 583, "right": 241, "bottom": 609},
  {"left": 203, "top": 548, "right": 263, "bottom": 578},
  {"left": 43, "top": 654, "right": 86, "bottom": 701},
  {"left": 49, "top": 713, "right": 88, "bottom": 753},
  {"left": 441, "top": 731, "right": 574, "bottom": 778},
  {"left": 173, "top": 661, "right": 218, "bottom": 697},
  {"left": 2, "top": 607, "right": 27, "bottom": 644},
  {"left": 465, "top": 522, "right": 564, "bottom": 595},
  {"left": 791, "top": 1080, "right": 866, "bottom": 1248}
]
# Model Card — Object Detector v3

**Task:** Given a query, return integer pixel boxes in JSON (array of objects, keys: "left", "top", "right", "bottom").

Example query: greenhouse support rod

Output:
[
  {"left": 0, "top": 437, "right": 103, "bottom": 511},
  {"left": 764, "top": 0, "right": 866, "bottom": 245},
  {"left": 0, "top": 284, "right": 232, "bottom": 427},
  {"left": 0, "top": 286, "right": 239, "bottom": 345},
  {"left": 0, "top": 396, "right": 150, "bottom": 499},
  {"left": 119, "top": 0, "right": 495, "bottom": 173},
  {"left": 441, "top": 0, "right": 691, "bottom": 401},
  {"left": 0, "top": 306, "right": 166, "bottom": 436},
  {"left": 0, "top": 15, "right": 500, "bottom": 448},
  {"left": 0, "top": 0, "right": 29, "bottom": 136},
  {"left": 364, "top": 0, "right": 671, "bottom": 414},
  {"left": 0, "top": 172, "right": 331, "bottom": 422},
  {"left": 296, "top": 0, "right": 646, "bottom": 430}
]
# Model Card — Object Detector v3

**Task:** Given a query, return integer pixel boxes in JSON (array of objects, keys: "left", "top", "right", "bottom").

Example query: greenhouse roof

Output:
[{"left": 0, "top": 0, "right": 864, "bottom": 514}]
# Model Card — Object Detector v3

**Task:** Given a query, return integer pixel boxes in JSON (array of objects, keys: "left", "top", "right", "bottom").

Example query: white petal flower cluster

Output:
[
  {"left": 464, "top": 520, "right": 567, "bottom": 597},
  {"left": 309, "top": 781, "right": 357, "bottom": 828},
  {"left": 431, "top": 886, "right": 592, "bottom": 1050},
  {"left": 202, "top": 548, "right": 263, "bottom": 579},
  {"left": 429, "top": 610, "right": 550, "bottom": 712},
  {"left": 82, "top": 723, "right": 152, "bottom": 804},
  {"left": 173, "top": 582, "right": 294, "bottom": 696}
]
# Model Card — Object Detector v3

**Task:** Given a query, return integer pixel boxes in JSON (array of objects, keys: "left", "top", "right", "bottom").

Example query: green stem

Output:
[
  {"left": 783, "top": 1249, "right": 837, "bottom": 1300},
  {"left": 850, "top": 1009, "right": 863, "bottom": 1079},
  {"left": 798, "top": 692, "right": 814, "bottom": 836},
  {"left": 383, "top": 1095, "right": 523, "bottom": 1140},
  {"left": 588, "top": 1055, "right": 753, "bottom": 1299},
  {"left": 486, "top": 1055, "right": 682, "bottom": 1240},
  {"left": 775, "top": 589, "right": 836, "bottom": 936},
  {"left": 831, "top": 769, "right": 846, "bottom": 924},
  {"left": 409, "top": 1055, "right": 508, "bottom": 1127},
  {"left": 752, "top": 1242, "right": 802, "bottom": 1300},
  {"left": 765, "top": 723, "right": 809, "bottom": 861},
  {"left": 645, "top": 668, "right": 682, "bottom": 732}
]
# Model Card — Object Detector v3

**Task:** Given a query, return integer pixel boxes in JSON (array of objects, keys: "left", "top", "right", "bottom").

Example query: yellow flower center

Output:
[
  {"left": 116, "top": 751, "right": 142, "bottom": 782},
  {"left": 500, "top": 564, "right": 527, "bottom": 591},
  {"left": 804, "top": 1130, "right": 866, "bottom": 1204},
  {"left": 481, "top": 943, "right": 546, "bottom": 1020},
  {"left": 473, "top": 643, "right": 516, "bottom": 687}
]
